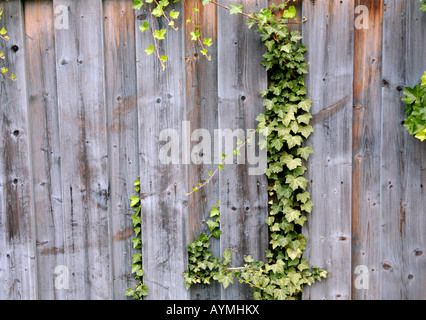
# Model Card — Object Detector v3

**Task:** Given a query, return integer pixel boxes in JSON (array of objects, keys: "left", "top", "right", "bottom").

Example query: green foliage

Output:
[
  {"left": 0, "top": 9, "right": 16, "bottom": 81},
  {"left": 402, "top": 71, "right": 426, "bottom": 141},
  {"left": 130, "top": 0, "right": 327, "bottom": 300},
  {"left": 125, "top": 179, "right": 149, "bottom": 300},
  {"left": 420, "top": 0, "right": 426, "bottom": 12},
  {"left": 182, "top": 2, "right": 327, "bottom": 300}
]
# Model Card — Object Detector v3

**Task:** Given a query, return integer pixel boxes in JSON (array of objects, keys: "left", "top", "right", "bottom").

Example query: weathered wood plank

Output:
[
  {"left": 0, "top": 0, "right": 36, "bottom": 300},
  {"left": 53, "top": 0, "right": 111, "bottom": 299},
  {"left": 380, "top": 0, "right": 425, "bottom": 300},
  {"left": 217, "top": 0, "right": 269, "bottom": 300},
  {"left": 135, "top": 1, "right": 190, "bottom": 300},
  {"left": 24, "top": 0, "right": 65, "bottom": 300},
  {"left": 302, "top": 0, "right": 354, "bottom": 300},
  {"left": 351, "top": 0, "right": 383, "bottom": 300},
  {"left": 103, "top": 0, "right": 140, "bottom": 300},
  {"left": 184, "top": 0, "right": 221, "bottom": 300}
]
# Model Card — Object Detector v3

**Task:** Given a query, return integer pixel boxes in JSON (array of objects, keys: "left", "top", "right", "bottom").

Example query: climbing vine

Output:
[
  {"left": 127, "top": 0, "right": 327, "bottom": 300},
  {"left": 0, "top": 9, "right": 16, "bottom": 81},
  {"left": 402, "top": 71, "right": 426, "bottom": 141},
  {"left": 125, "top": 178, "right": 149, "bottom": 300}
]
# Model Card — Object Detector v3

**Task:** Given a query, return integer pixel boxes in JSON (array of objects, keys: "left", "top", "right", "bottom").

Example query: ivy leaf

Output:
[
  {"left": 301, "top": 200, "right": 314, "bottom": 213},
  {"left": 283, "top": 133, "right": 303, "bottom": 149},
  {"left": 170, "top": 10, "right": 180, "bottom": 19},
  {"left": 152, "top": 5, "right": 164, "bottom": 17},
  {"left": 244, "top": 255, "right": 254, "bottom": 263},
  {"left": 297, "top": 113, "right": 312, "bottom": 125},
  {"left": 206, "top": 219, "right": 219, "bottom": 231},
  {"left": 229, "top": 3, "right": 243, "bottom": 15},
  {"left": 298, "top": 124, "right": 314, "bottom": 138},
  {"left": 145, "top": 45, "right": 155, "bottom": 56},
  {"left": 133, "top": 0, "right": 143, "bottom": 10},
  {"left": 203, "top": 37, "right": 213, "bottom": 47},
  {"left": 202, "top": 0, "right": 212, "bottom": 5},
  {"left": 281, "top": 43, "right": 292, "bottom": 53},
  {"left": 210, "top": 206, "right": 220, "bottom": 217},
  {"left": 222, "top": 250, "right": 232, "bottom": 265},
  {"left": 130, "top": 195, "right": 140, "bottom": 207},
  {"left": 290, "top": 30, "right": 303, "bottom": 42},
  {"left": 283, "top": 6, "right": 296, "bottom": 19},
  {"left": 296, "top": 146, "right": 314, "bottom": 160},
  {"left": 298, "top": 99, "right": 312, "bottom": 112},
  {"left": 296, "top": 191, "right": 310, "bottom": 204},
  {"left": 139, "top": 21, "right": 149, "bottom": 32},
  {"left": 153, "top": 29, "right": 167, "bottom": 40},
  {"left": 286, "top": 175, "right": 308, "bottom": 191},
  {"left": 190, "top": 30, "right": 201, "bottom": 41},
  {"left": 285, "top": 208, "right": 300, "bottom": 222}
]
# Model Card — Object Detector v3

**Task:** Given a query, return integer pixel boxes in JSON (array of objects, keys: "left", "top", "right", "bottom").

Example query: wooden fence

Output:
[{"left": 0, "top": 0, "right": 424, "bottom": 300}]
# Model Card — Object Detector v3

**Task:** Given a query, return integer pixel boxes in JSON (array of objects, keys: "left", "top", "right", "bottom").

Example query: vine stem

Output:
[
  {"left": 0, "top": 71, "right": 15, "bottom": 81},
  {"left": 186, "top": 128, "right": 258, "bottom": 197},
  {"left": 147, "top": 3, "right": 165, "bottom": 70}
]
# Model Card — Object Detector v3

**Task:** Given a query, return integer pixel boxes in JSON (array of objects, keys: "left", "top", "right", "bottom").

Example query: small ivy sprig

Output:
[
  {"left": 185, "top": 129, "right": 258, "bottom": 196},
  {"left": 402, "top": 71, "right": 426, "bottom": 141},
  {"left": 0, "top": 10, "right": 16, "bottom": 81},
  {"left": 125, "top": 179, "right": 149, "bottom": 300},
  {"left": 133, "top": 0, "right": 304, "bottom": 70}
]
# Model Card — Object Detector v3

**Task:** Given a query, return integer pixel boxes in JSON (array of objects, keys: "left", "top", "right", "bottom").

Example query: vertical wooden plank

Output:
[
  {"left": 351, "top": 0, "right": 383, "bottom": 300},
  {"left": 24, "top": 0, "right": 65, "bottom": 300},
  {"left": 135, "top": 1, "right": 190, "bottom": 300},
  {"left": 184, "top": 0, "right": 221, "bottom": 300},
  {"left": 380, "top": 0, "right": 425, "bottom": 300},
  {"left": 103, "top": 0, "right": 139, "bottom": 300},
  {"left": 0, "top": 0, "right": 36, "bottom": 299},
  {"left": 53, "top": 0, "right": 111, "bottom": 299},
  {"left": 302, "top": 0, "right": 354, "bottom": 300},
  {"left": 217, "top": 0, "right": 269, "bottom": 300}
]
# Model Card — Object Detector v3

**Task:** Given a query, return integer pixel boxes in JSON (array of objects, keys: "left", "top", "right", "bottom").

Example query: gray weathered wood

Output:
[
  {"left": 0, "top": 0, "right": 36, "bottom": 300},
  {"left": 351, "top": 0, "right": 383, "bottom": 300},
  {"left": 0, "top": 0, "right": 424, "bottom": 301},
  {"left": 103, "top": 0, "right": 140, "bottom": 300},
  {"left": 24, "top": 0, "right": 65, "bottom": 300},
  {"left": 302, "top": 0, "right": 354, "bottom": 300},
  {"left": 380, "top": 0, "right": 425, "bottom": 300},
  {"left": 184, "top": 0, "right": 221, "bottom": 300},
  {"left": 53, "top": 0, "right": 111, "bottom": 299},
  {"left": 217, "top": 0, "right": 269, "bottom": 300},
  {"left": 135, "top": 1, "right": 190, "bottom": 300}
]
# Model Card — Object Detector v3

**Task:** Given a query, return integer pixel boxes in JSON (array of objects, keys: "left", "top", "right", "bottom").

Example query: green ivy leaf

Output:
[
  {"left": 170, "top": 10, "right": 180, "bottom": 19},
  {"left": 229, "top": 3, "right": 243, "bottom": 15},
  {"left": 153, "top": 29, "right": 167, "bottom": 40},
  {"left": 145, "top": 44, "right": 155, "bottom": 56}
]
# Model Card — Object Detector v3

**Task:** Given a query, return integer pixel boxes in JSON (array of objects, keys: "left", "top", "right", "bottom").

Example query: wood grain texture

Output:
[
  {"left": 24, "top": 0, "right": 65, "bottom": 300},
  {"left": 351, "top": 0, "right": 383, "bottom": 300},
  {"left": 184, "top": 0, "right": 221, "bottom": 300},
  {"left": 0, "top": 0, "right": 36, "bottom": 300},
  {"left": 302, "top": 0, "right": 354, "bottom": 300},
  {"left": 217, "top": 0, "right": 269, "bottom": 300},
  {"left": 0, "top": 0, "right": 424, "bottom": 300},
  {"left": 53, "top": 0, "right": 111, "bottom": 299},
  {"left": 103, "top": 0, "right": 139, "bottom": 300},
  {"left": 135, "top": 1, "right": 190, "bottom": 300},
  {"left": 380, "top": 0, "right": 425, "bottom": 300}
]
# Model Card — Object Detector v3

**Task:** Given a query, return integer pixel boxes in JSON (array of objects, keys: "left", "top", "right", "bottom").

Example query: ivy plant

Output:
[
  {"left": 402, "top": 71, "right": 426, "bottom": 141},
  {"left": 128, "top": 0, "right": 327, "bottom": 300},
  {"left": 0, "top": 9, "right": 16, "bottom": 81},
  {"left": 125, "top": 178, "right": 149, "bottom": 300}
]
